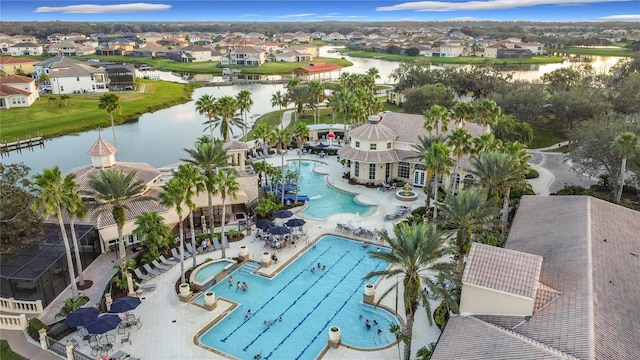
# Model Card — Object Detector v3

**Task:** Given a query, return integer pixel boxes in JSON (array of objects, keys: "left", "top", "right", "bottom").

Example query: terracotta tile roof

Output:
[
  {"left": 87, "top": 137, "right": 117, "bottom": 156},
  {"left": 0, "top": 56, "right": 37, "bottom": 64},
  {"left": 463, "top": 243, "right": 543, "bottom": 299},
  {"left": 0, "top": 85, "right": 31, "bottom": 96},
  {"left": 0, "top": 75, "right": 35, "bottom": 84},
  {"left": 67, "top": 162, "right": 161, "bottom": 194},
  {"left": 432, "top": 316, "right": 579, "bottom": 360},
  {"left": 337, "top": 146, "right": 398, "bottom": 163},
  {"left": 293, "top": 63, "right": 342, "bottom": 74},
  {"left": 223, "top": 140, "right": 249, "bottom": 150}
]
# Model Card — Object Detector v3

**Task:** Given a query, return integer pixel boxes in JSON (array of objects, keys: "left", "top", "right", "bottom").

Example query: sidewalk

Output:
[{"left": 0, "top": 330, "right": 60, "bottom": 360}]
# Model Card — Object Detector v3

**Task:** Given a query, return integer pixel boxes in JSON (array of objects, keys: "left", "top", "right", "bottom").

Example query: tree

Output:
[
  {"left": 292, "top": 122, "right": 309, "bottom": 203},
  {"left": 269, "top": 128, "right": 291, "bottom": 206},
  {"left": 308, "top": 81, "right": 325, "bottom": 124},
  {"left": 0, "top": 163, "right": 42, "bottom": 249},
  {"left": 133, "top": 211, "right": 172, "bottom": 264},
  {"left": 404, "top": 84, "right": 455, "bottom": 115},
  {"left": 270, "top": 90, "right": 288, "bottom": 129},
  {"left": 211, "top": 169, "right": 240, "bottom": 259},
  {"left": 98, "top": 93, "right": 121, "bottom": 153},
  {"left": 213, "top": 96, "right": 243, "bottom": 141},
  {"left": 450, "top": 101, "right": 474, "bottom": 127},
  {"left": 489, "top": 82, "right": 547, "bottom": 124},
  {"left": 472, "top": 99, "right": 501, "bottom": 127},
  {"left": 609, "top": 73, "right": 640, "bottom": 115},
  {"left": 174, "top": 163, "right": 205, "bottom": 268},
  {"left": 424, "top": 143, "right": 454, "bottom": 222},
  {"left": 287, "top": 85, "right": 314, "bottom": 123},
  {"left": 491, "top": 115, "right": 533, "bottom": 146},
  {"left": 390, "top": 58, "right": 443, "bottom": 92},
  {"left": 182, "top": 139, "right": 229, "bottom": 258},
  {"left": 439, "top": 188, "right": 499, "bottom": 271},
  {"left": 424, "top": 104, "right": 450, "bottom": 136},
  {"left": 159, "top": 178, "right": 188, "bottom": 278},
  {"left": 548, "top": 87, "right": 610, "bottom": 130},
  {"left": 86, "top": 169, "right": 148, "bottom": 274},
  {"left": 447, "top": 127, "right": 473, "bottom": 191},
  {"left": 363, "top": 223, "right": 452, "bottom": 360},
  {"left": 611, "top": 132, "right": 640, "bottom": 203},
  {"left": 405, "top": 47, "right": 420, "bottom": 56},
  {"left": 31, "top": 167, "right": 79, "bottom": 298},
  {"left": 196, "top": 94, "right": 217, "bottom": 140},
  {"left": 65, "top": 181, "right": 87, "bottom": 287},
  {"left": 236, "top": 90, "right": 253, "bottom": 140},
  {"left": 59, "top": 94, "right": 71, "bottom": 107}
]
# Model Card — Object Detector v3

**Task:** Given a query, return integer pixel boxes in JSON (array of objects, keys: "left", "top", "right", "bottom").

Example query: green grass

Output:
[
  {"left": 0, "top": 340, "right": 27, "bottom": 360},
  {"left": 63, "top": 55, "right": 353, "bottom": 75},
  {"left": 530, "top": 126, "right": 568, "bottom": 149},
  {"left": 556, "top": 47, "right": 638, "bottom": 57},
  {"left": 339, "top": 50, "right": 564, "bottom": 65},
  {"left": 0, "top": 80, "right": 196, "bottom": 142}
]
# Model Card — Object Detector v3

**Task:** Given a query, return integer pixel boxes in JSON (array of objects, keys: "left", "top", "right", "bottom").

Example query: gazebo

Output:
[{"left": 292, "top": 62, "right": 342, "bottom": 81}]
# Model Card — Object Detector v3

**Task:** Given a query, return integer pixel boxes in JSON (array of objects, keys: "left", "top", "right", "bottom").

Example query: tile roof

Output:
[
  {"left": 223, "top": 140, "right": 249, "bottom": 151},
  {"left": 68, "top": 162, "right": 161, "bottom": 194},
  {"left": 51, "top": 63, "right": 104, "bottom": 77},
  {"left": 380, "top": 112, "right": 489, "bottom": 144},
  {"left": 35, "top": 55, "right": 81, "bottom": 68},
  {"left": 0, "top": 75, "right": 35, "bottom": 84},
  {"left": 337, "top": 146, "right": 399, "bottom": 163},
  {"left": 349, "top": 121, "right": 397, "bottom": 141},
  {"left": 87, "top": 137, "right": 117, "bottom": 156},
  {"left": 463, "top": 243, "right": 543, "bottom": 299},
  {"left": 0, "top": 56, "right": 38, "bottom": 64}
]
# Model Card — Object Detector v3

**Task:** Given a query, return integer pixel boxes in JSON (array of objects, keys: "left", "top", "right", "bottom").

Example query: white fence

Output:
[
  {"left": 0, "top": 313, "right": 28, "bottom": 330},
  {"left": 0, "top": 297, "right": 43, "bottom": 314}
]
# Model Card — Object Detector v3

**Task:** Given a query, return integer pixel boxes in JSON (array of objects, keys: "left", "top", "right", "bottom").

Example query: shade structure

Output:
[
  {"left": 110, "top": 296, "right": 142, "bottom": 313},
  {"left": 64, "top": 307, "right": 99, "bottom": 328},
  {"left": 255, "top": 219, "right": 275, "bottom": 231},
  {"left": 273, "top": 210, "right": 293, "bottom": 219},
  {"left": 268, "top": 225, "right": 290, "bottom": 236},
  {"left": 285, "top": 218, "right": 306, "bottom": 227},
  {"left": 326, "top": 132, "right": 336, "bottom": 139},
  {"left": 85, "top": 314, "right": 121, "bottom": 335}
]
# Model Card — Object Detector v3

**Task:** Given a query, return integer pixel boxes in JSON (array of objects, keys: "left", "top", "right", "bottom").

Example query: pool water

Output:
[
  {"left": 198, "top": 235, "right": 399, "bottom": 360},
  {"left": 288, "top": 160, "right": 374, "bottom": 220},
  {"left": 193, "top": 260, "right": 233, "bottom": 283}
]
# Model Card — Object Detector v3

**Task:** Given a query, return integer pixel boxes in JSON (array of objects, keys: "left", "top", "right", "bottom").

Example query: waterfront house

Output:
[
  {"left": 221, "top": 46, "right": 266, "bottom": 66},
  {"left": 0, "top": 74, "right": 39, "bottom": 109},
  {"left": 34, "top": 55, "right": 108, "bottom": 94}
]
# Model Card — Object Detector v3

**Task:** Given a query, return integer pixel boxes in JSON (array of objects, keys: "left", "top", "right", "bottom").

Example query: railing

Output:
[
  {"left": 73, "top": 349, "right": 94, "bottom": 360},
  {"left": 47, "top": 337, "right": 67, "bottom": 357},
  {"left": 0, "top": 314, "right": 28, "bottom": 330},
  {"left": 0, "top": 297, "right": 44, "bottom": 314}
]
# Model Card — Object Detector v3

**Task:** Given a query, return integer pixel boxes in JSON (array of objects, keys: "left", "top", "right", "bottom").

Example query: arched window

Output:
[{"left": 463, "top": 174, "right": 475, "bottom": 188}]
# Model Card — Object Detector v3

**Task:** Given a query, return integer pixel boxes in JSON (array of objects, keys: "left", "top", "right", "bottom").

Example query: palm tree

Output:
[
  {"left": 473, "top": 99, "right": 501, "bottom": 127},
  {"left": 363, "top": 223, "right": 452, "bottom": 360},
  {"left": 450, "top": 101, "right": 473, "bottom": 127},
  {"left": 214, "top": 96, "right": 243, "bottom": 141},
  {"left": 59, "top": 94, "right": 71, "bottom": 107},
  {"left": 288, "top": 85, "right": 313, "bottom": 124},
  {"left": 196, "top": 94, "right": 217, "bottom": 140},
  {"left": 424, "top": 104, "right": 450, "bottom": 136},
  {"left": 98, "top": 93, "right": 121, "bottom": 153},
  {"left": 611, "top": 131, "right": 640, "bottom": 203},
  {"left": 65, "top": 185, "right": 87, "bottom": 287},
  {"left": 424, "top": 143, "right": 454, "bottom": 222},
  {"left": 366, "top": 67, "right": 381, "bottom": 83},
  {"left": 270, "top": 91, "right": 288, "bottom": 129},
  {"left": 174, "top": 163, "right": 205, "bottom": 268},
  {"left": 159, "top": 178, "right": 188, "bottom": 279},
  {"left": 31, "top": 167, "right": 80, "bottom": 298},
  {"left": 182, "top": 140, "right": 229, "bottom": 257},
  {"left": 86, "top": 169, "right": 148, "bottom": 273},
  {"left": 469, "top": 151, "right": 528, "bottom": 223},
  {"left": 292, "top": 122, "right": 309, "bottom": 203},
  {"left": 236, "top": 90, "right": 253, "bottom": 140},
  {"left": 133, "top": 211, "right": 172, "bottom": 264},
  {"left": 447, "top": 127, "right": 473, "bottom": 191},
  {"left": 471, "top": 133, "right": 501, "bottom": 155},
  {"left": 439, "top": 188, "right": 499, "bottom": 271},
  {"left": 269, "top": 128, "right": 291, "bottom": 206},
  {"left": 211, "top": 169, "right": 240, "bottom": 259},
  {"left": 308, "top": 81, "right": 325, "bottom": 124}
]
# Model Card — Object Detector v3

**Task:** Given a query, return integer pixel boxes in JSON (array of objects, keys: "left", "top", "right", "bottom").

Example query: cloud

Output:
[
  {"left": 36, "top": 3, "right": 170, "bottom": 14},
  {"left": 599, "top": 14, "right": 640, "bottom": 20},
  {"left": 445, "top": 16, "right": 482, "bottom": 21},
  {"left": 377, "top": 0, "right": 628, "bottom": 12},
  {"left": 278, "top": 13, "right": 316, "bottom": 18}
]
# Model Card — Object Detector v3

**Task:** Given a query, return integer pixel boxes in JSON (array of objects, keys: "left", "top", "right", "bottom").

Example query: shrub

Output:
[
  {"left": 27, "top": 318, "right": 49, "bottom": 340},
  {"left": 55, "top": 296, "right": 88, "bottom": 318},
  {"left": 553, "top": 185, "right": 592, "bottom": 196},
  {"left": 433, "top": 300, "right": 450, "bottom": 331},
  {"left": 525, "top": 168, "right": 539, "bottom": 179}
]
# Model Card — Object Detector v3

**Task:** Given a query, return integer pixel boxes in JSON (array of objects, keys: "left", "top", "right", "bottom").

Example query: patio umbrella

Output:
[
  {"left": 273, "top": 210, "right": 293, "bottom": 219},
  {"left": 109, "top": 296, "right": 142, "bottom": 313},
  {"left": 255, "top": 219, "right": 275, "bottom": 231},
  {"left": 285, "top": 218, "right": 306, "bottom": 227},
  {"left": 64, "top": 307, "right": 99, "bottom": 328},
  {"left": 85, "top": 314, "right": 121, "bottom": 335},
  {"left": 268, "top": 225, "right": 290, "bottom": 236}
]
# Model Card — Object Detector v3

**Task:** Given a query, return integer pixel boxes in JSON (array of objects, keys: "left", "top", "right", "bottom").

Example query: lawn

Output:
[
  {"left": 1, "top": 80, "right": 196, "bottom": 142},
  {"left": 0, "top": 340, "right": 27, "bottom": 360},
  {"left": 529, "top": 126, "right": 568, "bottom": 149},
  {"left": 338, "top": 50, "right": 564, "bottom": 65}
]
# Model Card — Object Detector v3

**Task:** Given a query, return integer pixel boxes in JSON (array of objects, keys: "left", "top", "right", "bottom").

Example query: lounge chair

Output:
[
  {"left": 171, "top": 247, "right": 190, "bottom": 261},
  {"left": 151, "top": 260, "right": 169, "bottom": 272},
  {"left": 159, "top": 255, "right": 177, "bottom": 266},
  {"left": 212, "top": 237, "right": 222, "bottom": 250},
  {"left": 133, "top": 268, "right": 152, "bottom": 283},
  {"left": 186, "top": 243, "right": 200, "bottom": 256},
  {"left": 135, "top": 281, "right": 156, "bottom": 292},
  {"left": 222, "top": 235, "right": 230, "bottom": 249},
  {"left": 143, "top": 264, "right": 161, "bottom": 277}
]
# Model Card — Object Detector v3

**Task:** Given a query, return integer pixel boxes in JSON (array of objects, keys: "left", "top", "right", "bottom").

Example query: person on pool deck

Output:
[
  {"left": 245, "top": 309, "right": 252, "bottom": 320},
  {"left": 271, "top": 253, "right": 278, "bottom": 263}
]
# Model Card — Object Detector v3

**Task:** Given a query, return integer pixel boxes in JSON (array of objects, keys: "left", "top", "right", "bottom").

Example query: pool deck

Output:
[{"left": 37, "top": 152, "right": 442, "bottom": 360}]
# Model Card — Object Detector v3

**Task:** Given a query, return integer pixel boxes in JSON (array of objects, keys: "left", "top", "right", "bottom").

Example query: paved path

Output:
[{"left": 0, "top": 330, "right": 60, "bottom": 360}]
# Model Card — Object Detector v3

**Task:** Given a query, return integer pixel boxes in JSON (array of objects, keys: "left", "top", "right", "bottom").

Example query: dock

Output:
[{"left": 1, "top": 136, "right": 45, "bottom": 156}]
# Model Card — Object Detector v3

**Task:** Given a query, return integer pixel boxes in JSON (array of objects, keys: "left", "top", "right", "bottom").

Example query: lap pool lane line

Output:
[
  {"left": 294, "top": 257, "right": 389, "bottom": 359},
  {"left": 220, "top": 247, "right": 333, "bottom": 343},
  {"left": 241, "top": 251, "right": 356, "bottom": 353},
  {"left": 262, "top": 254, "right": 370, "bottom": 360}
]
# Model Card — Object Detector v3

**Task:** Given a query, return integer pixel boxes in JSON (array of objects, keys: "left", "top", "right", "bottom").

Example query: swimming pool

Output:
[
  {"left": 197, "top": 235, "right": 399, "bottom": 359},
  {"left": 288, "top": 160, "right": 374, "bottom": 220}
]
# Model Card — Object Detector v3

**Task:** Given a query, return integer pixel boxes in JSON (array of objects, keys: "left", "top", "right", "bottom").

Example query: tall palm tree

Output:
[
  {"left": 211, "top": 169, "right": 240, "bottom": 259},
  {"left": 65, "top": 186, "right": 87, "bottom": 287},
  {"left": 450, "top": 101, "right": 474, "bottom": 127},
  {"left": 447, "top": 127, "right": 473, "bottom": 191},
  {"left": 292, "top": 122, "right": 309, "bottom": 203},
  {"left": 288, "top": 85, "right": 313, "bottom": 124},
  {"left": 471, "top": 133, "right": 501, "bottom": 155},
  {"left": 236, "top": 90, "right": 253, "bottom": 140},
  {"left": 31, "top": 167, "right": 80, "bottom": 298},
  {"left": 469, "top": 151, "right": 528, "bottom": 223},
  {"left": 86, "top": 169, "right": 148, "bottom": 273},
  {"left": 159, "top": 178, "right": 188, "bottom": 280},
  {"left": 196, "top": 94, "right": 217, "bottom": 140},
  {"left": 473, "top": 99, "right": 501, "bottom": 127},
  {"left": 98, "top": 93, "right": 121, "bottom": 153},
  {"left": 270, "top": 91, "right": 288, "bottom": 129},
  {"left": 366, "top": 67, "right": 381, "bottom": 83},
  {"left": 424, "top": 143, "right": 454, "bottom": 222},
  {"left": 363, "top": 223, "right": 452, "bottom": 360},
  {"left": 182, "top": 140, "right": 229, "bottom": 256},
  {"left": 269, "top": 128, "right": 291, "bottom": 206},
  {"left": 214, "top": 96, "right": 243, "bottom": 141},
  {"left": 308, "top": 81, "right": 325, "bottom": 124},
  {"left": 439, "top": 188, "right": 499, "bottom": 271},
  {"left": 174, "top": 163, "right": 205, "bottom": 268},
  {"left": 611, "top": 131, "right": 640, "bottom": 203},
  {"left": 424, "top": 104, "right": 450, "bottom": 136}
]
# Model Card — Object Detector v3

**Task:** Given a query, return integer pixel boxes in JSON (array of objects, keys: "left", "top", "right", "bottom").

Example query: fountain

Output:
[{"left": 396, "top": 183, "right": 418, "bottom": 201}]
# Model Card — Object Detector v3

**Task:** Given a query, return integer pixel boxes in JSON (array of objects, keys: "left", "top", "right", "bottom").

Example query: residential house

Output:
[
  {"left": 0, "top": 40, "right": 15, "bottom": 53},
  {"left": 439, "top": 45, "right": 465, "bottom": 57},
  {"left": 11, "top": 35, "right": 37, "bottom": 44},
  {"left": 169, "top": 44, "right": 219, "bottom": 62},
  {"left": 324, "top": 32, "right": 347, "bottom": 41},
  {"left": 131, "top": 42, "right": 170, "bottom": 58},
  {"left": 0, "top": 75, "right": 39, "bottom": 109},
  {"left": 432, "top": 195, "right": 640, "bottom": 360},
  {"left": 47, "top": 33, "right": 67, "bottom": 43},
  {"left": 311, "top": 32, "right": 326, "bottom": 40},
  {"left": 0, "top": 56, "right": 38, "bottom": 75},
  {"left": 142, "top": 32, "right": 166, "bottom": 43},
  {"left": 107, "top": 38, "right": 135, "bottom": 54},
  {"left": 222, "top": 46, "right": 266, "bottom": 66},
  {"left": 8, "top": 42, "right": 43, "bottom": 56},
  {"left": 484, "top": 41, "right": 543, "bottom": 58},
  {"left": 293, "top": 32, "right": 311, "bottom": 43},
  {"left": 34, "top": 55, "right": 108, "bottom": 94},
  {"left": 104, "top": 65, "right": 135, "bottom": 91},
  {"left": 347, "top": 31, "right": 365, "bottom": 40},
  {"left": 338, "top": 113, "right": 489, "bottom": 187},
  {"left": 245, "top": 32, "right": 267, "bottom": 40},
  {"left": 275, "top": 49, "right": 313, "bottom": 63},
  {"left": 47, "top": 40, "right": 83, "bottom": 56}
]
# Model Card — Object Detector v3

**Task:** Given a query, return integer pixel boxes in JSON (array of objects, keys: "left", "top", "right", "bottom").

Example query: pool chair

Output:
[
  {"left": 186, "top": 243, "right": 200, "bottom": 256},
  {"left": 135, "top": 281, "right": 156, "bottom": 292},
  {"left": 159, "top": 255, "right": 177, "bottom": 266},
  {"left": 143, "top": 264, "right": 161, "bottom": 277},
  {"left": 133, "top": 268, "right": 152, "bottom": 283},
  {"left": 171, "top": 247, "right": 190, "bottom": 261},
  {"left": 151, "top": 260, "right": 169, "bottom": 272},
  {"left": 222, "top": 235, "right": 230, "bottom": 249},
  {"left": 212, "top": 237, "right": 222, "bottom": 251}
]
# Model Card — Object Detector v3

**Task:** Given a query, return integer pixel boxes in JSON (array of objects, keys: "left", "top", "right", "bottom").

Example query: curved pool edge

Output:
[
  {"left": 193, "top": 297, "right": 240, "bottom": 359},
  {"left": 190, "top": 259, "right": 237, "bottom": 292}
]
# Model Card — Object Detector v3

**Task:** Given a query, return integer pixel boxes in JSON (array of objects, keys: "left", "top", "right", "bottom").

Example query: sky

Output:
[{"left": 1, "top": 0, "right": 639, "bottom": 22}]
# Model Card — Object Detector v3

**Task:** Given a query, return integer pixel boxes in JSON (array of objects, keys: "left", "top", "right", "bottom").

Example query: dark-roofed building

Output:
[
  {"left": 338, "top": 112, "right": 489, "bottom": 187},
  {"left": 34, "top": 55, "right": 108, "bottom": 94},
  {"left": 432, "top": 195, "right": 640, "bottom": 360}
]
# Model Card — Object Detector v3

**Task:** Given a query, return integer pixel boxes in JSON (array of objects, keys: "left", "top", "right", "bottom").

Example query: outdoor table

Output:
[{"left": 99, "top": 334, "right": 116, "bottom": 346}]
